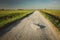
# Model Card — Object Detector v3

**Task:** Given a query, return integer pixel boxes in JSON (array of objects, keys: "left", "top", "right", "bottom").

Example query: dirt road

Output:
[{"left": 0, "top": 11, "right": 59, "bottom": 40}]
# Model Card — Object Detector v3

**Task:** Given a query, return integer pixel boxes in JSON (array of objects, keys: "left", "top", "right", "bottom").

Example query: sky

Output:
[{"left": 0, "top": 0, "right": 60, "bottom": 9}]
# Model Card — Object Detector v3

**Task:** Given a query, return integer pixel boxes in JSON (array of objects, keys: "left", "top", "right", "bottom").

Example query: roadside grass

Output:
[
  {"left": 41, "top": 9, "right": 60, "bottom": 19},
  {"left": 0, "top": 10, "right": 34, "bottom": 28},
  {"left": 40, "top": 9, "right": 60, "bottom": 30}
]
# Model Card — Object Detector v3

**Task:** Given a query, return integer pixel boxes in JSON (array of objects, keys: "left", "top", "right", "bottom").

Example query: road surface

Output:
[{"left": 0, "top": 11, "right": 59, "bottom": 40}]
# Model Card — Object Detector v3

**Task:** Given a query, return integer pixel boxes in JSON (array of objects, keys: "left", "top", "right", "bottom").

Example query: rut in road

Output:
[{"left": 0, "top": 11, "right": 59, "bottom": 40}]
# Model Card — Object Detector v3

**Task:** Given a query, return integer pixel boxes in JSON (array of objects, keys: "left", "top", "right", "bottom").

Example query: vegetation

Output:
[
  {"left": 41, "top": 9, "right": 60, "bottom": 19},
  {"left": 0, "top": 10, "right": 33, "bottom": 28},
  {"left": 40, "top": 9, "right": 60, "bottom": 30}
]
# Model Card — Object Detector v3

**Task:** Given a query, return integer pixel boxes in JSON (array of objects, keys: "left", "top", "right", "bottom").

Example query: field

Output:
[
  {"left": 40, "top": 9, "right": 60, "bottom": 30},
  {"left": 41, "top": 9, "right": 60, "bottom": 19},
  {"left": 0, "top": 10, "right": 33, "bottom": 28}
]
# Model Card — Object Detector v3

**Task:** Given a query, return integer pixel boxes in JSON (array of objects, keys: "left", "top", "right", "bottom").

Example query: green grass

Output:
[
  {"left": 41, "top": 9, "right": 60, "bottom": 19},
  {"left": 0, "top": 10, "right": 34, "bottom": 28},
  {"left": 40, "top": 9, "right": 60, "bottom": 30}
]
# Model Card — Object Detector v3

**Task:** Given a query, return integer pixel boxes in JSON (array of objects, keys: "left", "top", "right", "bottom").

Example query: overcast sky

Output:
[{"left": 0, "top": 0, "right": 60, "bottom": 9}]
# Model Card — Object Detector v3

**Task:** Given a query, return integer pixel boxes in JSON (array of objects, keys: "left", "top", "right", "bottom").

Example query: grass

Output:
[
  {"left": 0, "top": 10, "right": 34, "bottom": 28},
  {"left": 41, "top": 9, "right": 60, "bottom": 19},
  {"left": 40, "top": 9, "right": 60, "bottom": 30}
]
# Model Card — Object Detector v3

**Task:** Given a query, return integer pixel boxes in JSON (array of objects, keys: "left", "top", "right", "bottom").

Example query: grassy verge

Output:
[
  {"left": 40, "top": 10, "right": 60, "bottom": 30},
  {"left": 41, "top": 9, "right": 60, "bottom": 19},
  {"left": 0, "top": 10, "right": 34, "bottom": 28}
]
